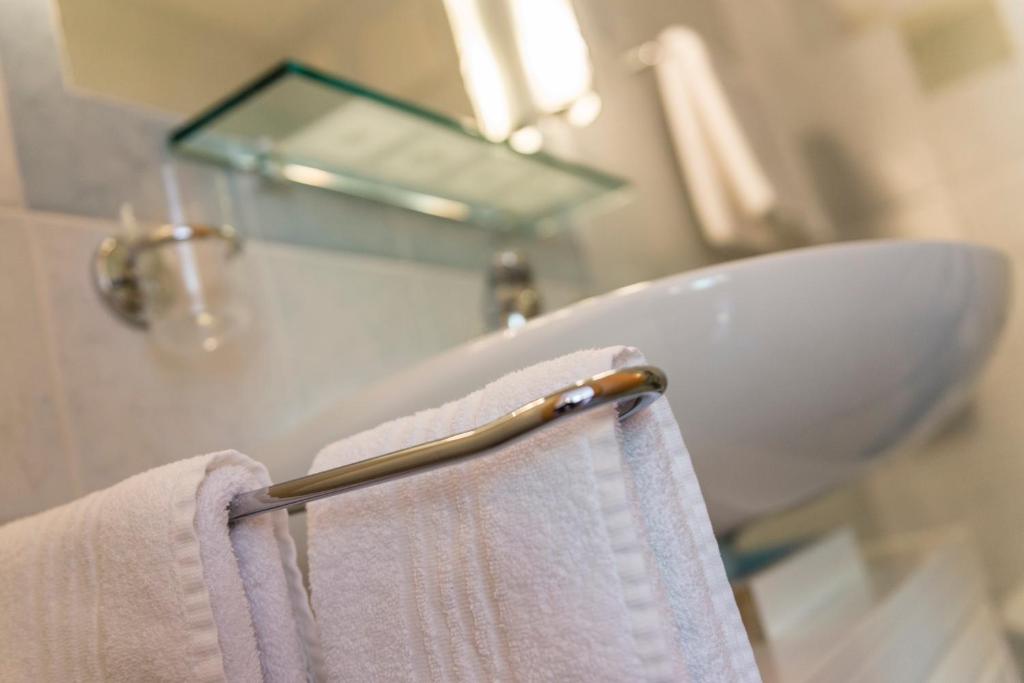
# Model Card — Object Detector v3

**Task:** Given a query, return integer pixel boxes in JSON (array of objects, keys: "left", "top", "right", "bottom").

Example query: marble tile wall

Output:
[{"left": 0, "top": 211, "right": 75, "bottom": 519}]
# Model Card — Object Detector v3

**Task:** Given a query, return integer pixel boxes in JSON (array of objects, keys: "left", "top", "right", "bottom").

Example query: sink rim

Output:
[{"left": 260, "top": 238, "right": 1013, "bottom": 533}]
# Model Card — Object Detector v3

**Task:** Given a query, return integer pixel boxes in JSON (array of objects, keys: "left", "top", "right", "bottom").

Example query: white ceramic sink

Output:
[{"left": 270, "top": 241, "right": 1011, "bottom": 533}]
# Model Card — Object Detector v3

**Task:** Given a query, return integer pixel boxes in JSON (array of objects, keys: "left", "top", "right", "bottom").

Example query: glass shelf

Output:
[{"left": 169, "top": 61, "right": 627, "bottom": 230}]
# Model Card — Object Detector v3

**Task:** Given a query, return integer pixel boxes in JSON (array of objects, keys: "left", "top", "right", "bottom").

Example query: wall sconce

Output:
[
  {"left": 442, "top": 0, "right": 599, "bottom": 145},
  {"left": 92, "top": 224, "right": 249, "bottom": 354}
]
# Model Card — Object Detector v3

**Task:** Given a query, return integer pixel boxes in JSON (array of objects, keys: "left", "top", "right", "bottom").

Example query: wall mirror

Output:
[{"left": 54, "top": 0, "right": 601, "bottom": 142}]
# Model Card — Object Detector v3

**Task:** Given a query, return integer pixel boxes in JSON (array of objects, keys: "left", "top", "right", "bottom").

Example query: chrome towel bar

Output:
[{"left": 229, "top": 366, "right": 668, "bottom": 523}]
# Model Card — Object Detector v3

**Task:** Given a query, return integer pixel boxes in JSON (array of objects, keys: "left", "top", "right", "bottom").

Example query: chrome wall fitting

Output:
[
  {"left": 92, "top": 224, "right": 242, "bottom": 327},
  {"left": 486, "top": 249, "right": 542, "bottom": 330}
]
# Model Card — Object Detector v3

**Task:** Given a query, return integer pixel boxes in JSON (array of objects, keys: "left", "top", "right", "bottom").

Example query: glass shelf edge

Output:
[{"left": 168, "top": 59, "right": 628, "bottom": 231}]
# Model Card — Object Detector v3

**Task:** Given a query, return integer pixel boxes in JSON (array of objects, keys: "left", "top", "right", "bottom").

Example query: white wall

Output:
[
  {"left": 0, "top": 0, "right": 599, "bottom": 527},
  {"left": 0, "top": 205, "right": 489, "bottom": 521}
]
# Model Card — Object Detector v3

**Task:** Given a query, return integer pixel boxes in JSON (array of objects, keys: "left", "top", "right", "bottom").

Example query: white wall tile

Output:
[
  {"left": 26, "top": 211, "right": 300, "bottom": 494},
  {"left": 255, "top": 241, "right": 426, "bottom": 419},
  {"left": 407, "top": 262, "right": 486, "bottom": 351},
  {"left": 0, "top": 209, "right": 75, "bottom": 521},
  {"left": 256, "top": 241, "right": 488, "bottom": 420},
  {"left": 0, "top": 205, "right": 493, "bottom": 506}
]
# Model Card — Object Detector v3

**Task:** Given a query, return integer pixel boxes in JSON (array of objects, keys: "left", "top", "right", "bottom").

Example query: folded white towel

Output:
[
  {"left": 0, "top": 450, "right": 322, "bottom": 682},
  {"left": 654, "top": 26, "right": 780, "bottom": 252},
  {"left": 307, "top": 347, "right": 759, "bottom": 681}
]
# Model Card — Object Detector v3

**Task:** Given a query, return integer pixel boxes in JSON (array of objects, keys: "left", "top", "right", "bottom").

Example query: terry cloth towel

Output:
[
  {"left": 0, "top": 450, "right": 323, "bottom": 682},
  {"left": 654, "top": 25, "right": 784, "bottom": 252},
  {"left": 307, "top": 347, "right": 759, "bottom": 682}
]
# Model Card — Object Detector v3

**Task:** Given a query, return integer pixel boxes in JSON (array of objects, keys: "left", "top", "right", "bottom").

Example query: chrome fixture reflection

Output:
[
  {"left": 486, "top": 249, "right": 541, "bottom": 330},
  {"left": 93, "top": 223, "right": 248, "bottom": 353}
]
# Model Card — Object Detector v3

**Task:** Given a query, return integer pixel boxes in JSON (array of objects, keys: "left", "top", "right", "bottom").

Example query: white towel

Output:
[
  {"left": 654, "top": 26, "right": 781, "bottom": 252},
  {"left": 0, "top": 450, "right": 322, "bottom": 682},
  {"left": 307, "top": 347, "right": 759, "bottom": 681}
]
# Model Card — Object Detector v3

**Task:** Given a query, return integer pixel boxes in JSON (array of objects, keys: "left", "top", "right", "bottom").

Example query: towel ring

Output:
[
  {"left": 93, "top": 223, "right": 243, "bottom": 327},
  {"left": 229, "top": 365, "right": 668, "bottom": 522}
]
